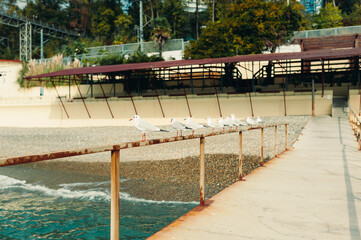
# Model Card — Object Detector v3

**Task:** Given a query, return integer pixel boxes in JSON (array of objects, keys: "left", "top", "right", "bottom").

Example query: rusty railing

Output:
[
  {"left": 0, "top": 123, "right": 288, "bottom": 240},
  {"left": 349, "top": 107, "right": 361, "bottom": 149}
]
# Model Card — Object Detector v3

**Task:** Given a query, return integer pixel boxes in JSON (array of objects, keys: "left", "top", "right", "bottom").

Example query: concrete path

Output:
[{"left": 148, "top": 113, "right": 361, "bottom": 239}]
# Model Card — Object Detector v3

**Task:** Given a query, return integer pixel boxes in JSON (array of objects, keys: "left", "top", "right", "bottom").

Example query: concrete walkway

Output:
[{"left": 148, "top": 113, "right": 361, "bottom": 239}]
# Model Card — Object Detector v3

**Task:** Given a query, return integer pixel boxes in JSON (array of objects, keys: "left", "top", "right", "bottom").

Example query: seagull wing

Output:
[
  {"left": 136, "top": 119, "right": 161, "bottom": 132},
  {"left": 186, "top": 121, "right": 203, "bottom": 129},
  {"left": 173, "top": 121, "right": 186, "bottom": 130}
]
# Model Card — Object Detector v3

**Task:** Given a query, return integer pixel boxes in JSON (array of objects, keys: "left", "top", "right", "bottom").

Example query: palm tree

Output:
[{"left": 151, "top": 27, "right": 171, "bottom": 58}]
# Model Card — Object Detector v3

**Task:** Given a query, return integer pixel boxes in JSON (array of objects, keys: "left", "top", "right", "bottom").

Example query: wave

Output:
[{"left": 0, "top": 175, "right": 197, "bottom": 205}]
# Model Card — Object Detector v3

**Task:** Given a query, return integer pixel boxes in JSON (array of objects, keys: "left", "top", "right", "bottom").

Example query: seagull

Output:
[
  {"left": 206, "top": 116, "right": 220, "bottom": 133},
  {"left": 223, "top": 116, "right": 235, "bottom": 130},
  {"left": 230, "top": 114, "right": 247, "bottom": 126},
  {"left": 246, "top": 117, "right": 257, "bottom": 126},
  {"left": 171, "top": 118, "right": 190, "bottom": 137},
  {"left": 218, "top": 117, "right": 226, "bottom": 132},
  {"left": 130, "top": 115, "right": 168, "bottom": 141},
  {"left": 184, "top": 117, "right": 204, "bottom": 135},
  {"left": 256, "top": 116, "right": 264, "bottom": 123}
]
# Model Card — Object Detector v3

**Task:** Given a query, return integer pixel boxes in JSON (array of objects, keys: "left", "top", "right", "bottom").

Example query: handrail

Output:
[
  {"left": 349, "top": 107, "right": 361, "bottom": 149},
  {"left": 0, "top": 123, "right": 288, "bottom": 240}
]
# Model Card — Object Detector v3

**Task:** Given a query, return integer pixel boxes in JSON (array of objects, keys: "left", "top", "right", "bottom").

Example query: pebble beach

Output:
[{"left": 0, "top": 115, "right": 310, "bottom": 202}]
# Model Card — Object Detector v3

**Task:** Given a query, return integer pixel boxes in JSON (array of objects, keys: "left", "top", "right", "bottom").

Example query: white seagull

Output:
[
  {"left": 223, "top": 116, "right": 234, "bottom": 130},
  {"left": 230, "top": 114, "right": 247, "bottom": 126},
  {"left": 246, "top": 117, "right": 257, "bottom": 126},
  {"left": 171, "top": 118, "right": 190, "bottom": 137},
  {"left": 256, "top": 116, "right": 264, "bottom": 123},
  {"left": 206, "top": 116, "right": 220, "bottom": 133},
  {"left": 130, "top": 115, "right": 168, "bottom": 141},
  {"left": 184, "top": 117, "right": 204, "bottom": 135},
  {"left": 218, "top": 117, "right": 226, "bottom": 132}
]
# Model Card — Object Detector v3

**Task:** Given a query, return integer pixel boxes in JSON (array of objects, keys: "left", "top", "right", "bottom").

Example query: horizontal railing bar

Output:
[
  {"left": 350, "top": 107, "right": 361, "bottom": 123},
  {"left": 0, "top": 124, "right": 285, "bottom": 168}
]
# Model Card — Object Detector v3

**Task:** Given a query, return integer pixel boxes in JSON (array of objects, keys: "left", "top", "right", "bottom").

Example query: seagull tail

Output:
[
  {"left": 185, "top": 127, "right": 192, "bottom": 129},
  {"left": 159, "top": 129, "right": 169, "bottom": 132}
]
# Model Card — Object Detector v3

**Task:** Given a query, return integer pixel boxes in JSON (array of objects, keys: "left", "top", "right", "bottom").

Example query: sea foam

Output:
[{"left": 0, "top": 175, "right": 197, "bottom": 205}]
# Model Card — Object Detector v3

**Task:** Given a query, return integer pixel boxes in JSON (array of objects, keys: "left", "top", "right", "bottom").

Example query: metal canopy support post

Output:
[
  {"left": 182, "top": 80, "right": 192, "bottom": 117},
  {"left": 99, "top": 82, "right": 115, "bottom": 118},
  {"left": 68, "top": 75, "right": 71, "bottom": 99},
  {"left": 90, "top": 74, "right": 93, "bottom": 98},
  {"left": 150, "top": 77, "right": 165, "bottom": 118},
  {"left": 124, "top": 77, "right": 138, "bottom": 115},
  {"left": 74, "top": 76, "right": 91, "bottom": 118},
  {"left": 51, "top": 78, "right": 70, "bottom": 119},
  {"left": 276, "top": 61, "right": 287, "bottom": 116},
  {"left": 110, "top": 149, "right": 120, "bottom": 240},
  {"left": 212, "top": 77, "right": 222, "bottom": 117},
  {"left": 246, "top": 78, "right": 254, "bottom": 117}
]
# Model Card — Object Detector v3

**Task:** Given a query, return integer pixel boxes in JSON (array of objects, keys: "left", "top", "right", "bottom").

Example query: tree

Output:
[
  {"left": 114, "top": 13, "right": 134, "bottom": 44},
  {"left": 161, "top": 0, "right": 187, "bottom": 38},
  {"left": 312, "top": 3, "right": 343, "bottom": 29},
  {"left": 342, "top": 2, "right": 361, "bottom": 26},
  {"left": 185, "top": 0, "right": 304, "bottom": 59},
  {"left": 151, "top": 26, "right": 171, "bottom": 58},
  {"left": 67, "top": 0, "right": 92, "bottom": 36}
]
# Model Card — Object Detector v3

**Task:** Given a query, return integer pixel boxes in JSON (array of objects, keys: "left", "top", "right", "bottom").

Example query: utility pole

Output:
[
  {"left": 140, "top": 0, "right": 144, "bottom": 52},
  {"left": 40, "top": 28, "right": 44, "bottom": 61},
  {"left": 212, "top": 0, "right": 215, "bottom": 23}
]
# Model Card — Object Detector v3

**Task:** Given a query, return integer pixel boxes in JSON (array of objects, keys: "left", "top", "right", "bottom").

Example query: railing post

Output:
[
  {"left": 111, "top": 149, "right": 120, "bottom": 240},
  {"left": 260, "top": 128, "right": 264, "bottom": 166},
  {"left": 275, "top": 126, "right": 278, "bottom": 157},
  {"left": 238, "top": 131, "right": 243, "bottom": 180},
  {"left": 285, "top": 124, "right": 288, "bottom": 150},
  {"left": 200, "top": 137, "right": 205, "bottom": 205}
]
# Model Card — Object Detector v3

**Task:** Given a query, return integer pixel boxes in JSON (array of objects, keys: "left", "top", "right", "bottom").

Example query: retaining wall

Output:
[{"left": 0, "top": 90, "right": 333, "bottom": 127}]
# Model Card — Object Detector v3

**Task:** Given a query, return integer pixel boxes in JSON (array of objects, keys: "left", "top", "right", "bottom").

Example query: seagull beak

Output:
[{"left": 129, "top": 118, "right": 133, "bottom": 121}]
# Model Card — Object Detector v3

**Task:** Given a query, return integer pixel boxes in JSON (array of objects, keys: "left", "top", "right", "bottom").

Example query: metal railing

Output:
[
  {"left": 293, "top": 25, "right": 361, "bottom": 39},
  {"left": 0, "top": 123, "right": 288, "bottom": 240},
  {"left": 349, "top": 107, "right": 361, "bottom": 149},
  {"left": 36, "top": 39, "right": 188, "bottom": 65}
]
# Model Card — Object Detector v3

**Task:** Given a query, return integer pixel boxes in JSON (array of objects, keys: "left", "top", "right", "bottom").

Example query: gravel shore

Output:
[{"left": 0, "top": 115, "right": 310, "bottom": 201}]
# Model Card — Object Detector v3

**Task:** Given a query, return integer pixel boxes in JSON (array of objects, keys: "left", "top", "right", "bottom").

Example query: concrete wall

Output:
[
  {"left": 349, "top": 89, "right": 360, "bottom": 113},
  {"left": 0, "top": 90, "right": 333, "bottom": 127}
]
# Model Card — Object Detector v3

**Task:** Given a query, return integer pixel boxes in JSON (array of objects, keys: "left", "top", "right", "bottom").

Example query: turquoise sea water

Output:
[{"left": 0, "top": 173, "right": 197, "bottom": 239}]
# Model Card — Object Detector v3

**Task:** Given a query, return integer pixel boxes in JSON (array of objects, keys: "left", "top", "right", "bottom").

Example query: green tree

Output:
[
  {"left": 312, "top": 3, "right": 343, "bottom": 29},
  {"left": 343, "top": 2, "right": 361, "bottom": 26},
  {"left": 161, "top": 0, "right": 187, "bottom": 38},
  {"left": 185, "top": 0, "right": 304, "bottom": 59},
  {"left": 113, "top": 13, "right": 134, "bottom": 44}
]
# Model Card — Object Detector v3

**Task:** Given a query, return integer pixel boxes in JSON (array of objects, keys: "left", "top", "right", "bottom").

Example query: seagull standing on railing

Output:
[
  {"left": 256, "top": 116, "right": 264, "bottom": 123},
  {"left": 130, "top": 115, "right": 168, "bottom": 141},
  {"left": 230, "top": 113, "right": 247, "bottom": 126},
  {"left": 206, "top": 116, "right": 220, "bottom": 133},
  {"left": 184, "top": 117, "right": 204, "bottom": 135},
  {"left": 218, "top": 117, "right": 226, "bottom": 133},
  {"left": 223, "top": 116, "right": 234, "bottom": 130},
  {"left": 246, "top": 117, "right": 257, "bottom": 126},
  {"left": 171, "top": 118, "right": 190, "bottom": 137}
]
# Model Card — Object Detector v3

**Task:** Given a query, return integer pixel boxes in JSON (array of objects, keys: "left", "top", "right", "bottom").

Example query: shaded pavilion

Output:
[{"left": 25, "top": 48, "right": 361, "bottom": 119}]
